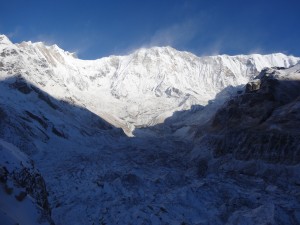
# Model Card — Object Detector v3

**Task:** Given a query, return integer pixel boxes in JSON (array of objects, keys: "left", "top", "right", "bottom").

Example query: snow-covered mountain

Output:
[
  {"left": 1, "top": 34, "right": 299, "bottom": 135},
  {"left": 192, "top": 64, "right": 300, "bottom": 164},
  {"left": 1, "top": 34, "right": 300, "bottom": 225}
]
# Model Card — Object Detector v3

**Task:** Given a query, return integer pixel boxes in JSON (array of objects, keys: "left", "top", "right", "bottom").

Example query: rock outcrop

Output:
[
  {"left": 205, "top": 65, "right": 300, "bottom": 164},
  {"left": 0, "top": 140, "right": 54, "bottom": 224}
]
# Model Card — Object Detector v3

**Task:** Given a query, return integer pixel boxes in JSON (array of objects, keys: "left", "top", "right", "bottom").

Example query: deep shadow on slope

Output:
[
  {"left": 197, "top": 70, "right": 300, "bottom": 165},
  {"left": 132, "top": 84, "right": 243, "bottom": 138},
  {"left": 0, "top": 75, "right": 124, "bottom": 155},
  {"left": 0, "top": 75, "right": 126, "bottom": 224}
]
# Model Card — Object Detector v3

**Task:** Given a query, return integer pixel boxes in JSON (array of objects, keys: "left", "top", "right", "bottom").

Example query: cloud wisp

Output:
[
  {"left": 148, "top": 19, "right": 199, "bottom": 47},
  {"left": 118, "top": 18, "right": 202, "bottom": 56}
]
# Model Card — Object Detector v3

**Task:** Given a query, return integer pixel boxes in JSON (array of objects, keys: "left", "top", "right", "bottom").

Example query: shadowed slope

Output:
[
  {"left": 206, "top": 67, "right": 300, "bottom": 164},
  {"left": 0, "top": 75, "right": 123, "bottom": 155}
]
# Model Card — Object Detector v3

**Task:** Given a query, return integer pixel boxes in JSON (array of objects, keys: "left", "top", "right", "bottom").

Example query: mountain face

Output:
[
  {"left": 208, "top": 65, "right": 300, "bottom": 164},
  {"left": 1, "top": 34, "right": 300, "bottom": 225},
  {"left": 191, "top": 65, "right": 300, "bottom": 165},
  {"left": 1, "top": 34, "right": 299, "bottom": 135}
]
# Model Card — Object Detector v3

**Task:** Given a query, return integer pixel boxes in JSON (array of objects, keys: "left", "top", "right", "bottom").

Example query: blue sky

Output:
[{"left": 1, "top": 0, "right": 299, "bottom": 59}]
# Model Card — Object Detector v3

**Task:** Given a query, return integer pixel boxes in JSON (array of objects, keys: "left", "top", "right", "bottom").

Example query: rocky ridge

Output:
[{"left": 202, "top": 65, "right": 300, "bottom": 164}]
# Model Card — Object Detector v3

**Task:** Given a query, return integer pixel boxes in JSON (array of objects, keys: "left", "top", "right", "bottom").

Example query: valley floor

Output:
[{"left": 32, "top": 134, "right": 300, "bottom": 225}]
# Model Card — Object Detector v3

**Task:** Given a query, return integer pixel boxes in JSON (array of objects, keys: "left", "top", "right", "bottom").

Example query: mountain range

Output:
[{"left": 0, "top": 34, "right": 300, "bottom": 225}]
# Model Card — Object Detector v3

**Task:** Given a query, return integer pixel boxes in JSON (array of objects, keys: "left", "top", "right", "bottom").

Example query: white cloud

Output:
[
  {"left": 198, "top": 40, "right": 224, "bottom": 56},
  {"left": 247, "top": 47, "right": 265, "bottom": 55},
  {"left": 118, "top": 18, "right": 201, "bottom": 56},
  {"left": 34, "top": 34, "right": 58, "bottom": 45},
  {"left": 148, "top": 19, "right": 199, "bottom": 47}
]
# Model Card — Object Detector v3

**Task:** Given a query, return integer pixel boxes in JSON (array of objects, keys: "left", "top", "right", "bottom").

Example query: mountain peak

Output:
[
  {"left": 131, "top": 46, "right": 181, "bottom": 56},
  {"left": 0, "top": 34, "right": 12, "bottom": 45}
]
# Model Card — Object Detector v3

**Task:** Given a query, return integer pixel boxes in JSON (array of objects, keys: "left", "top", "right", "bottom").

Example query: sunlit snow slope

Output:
[{"left": 0, "top": 34, "right": 299, "bottom": 135}]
